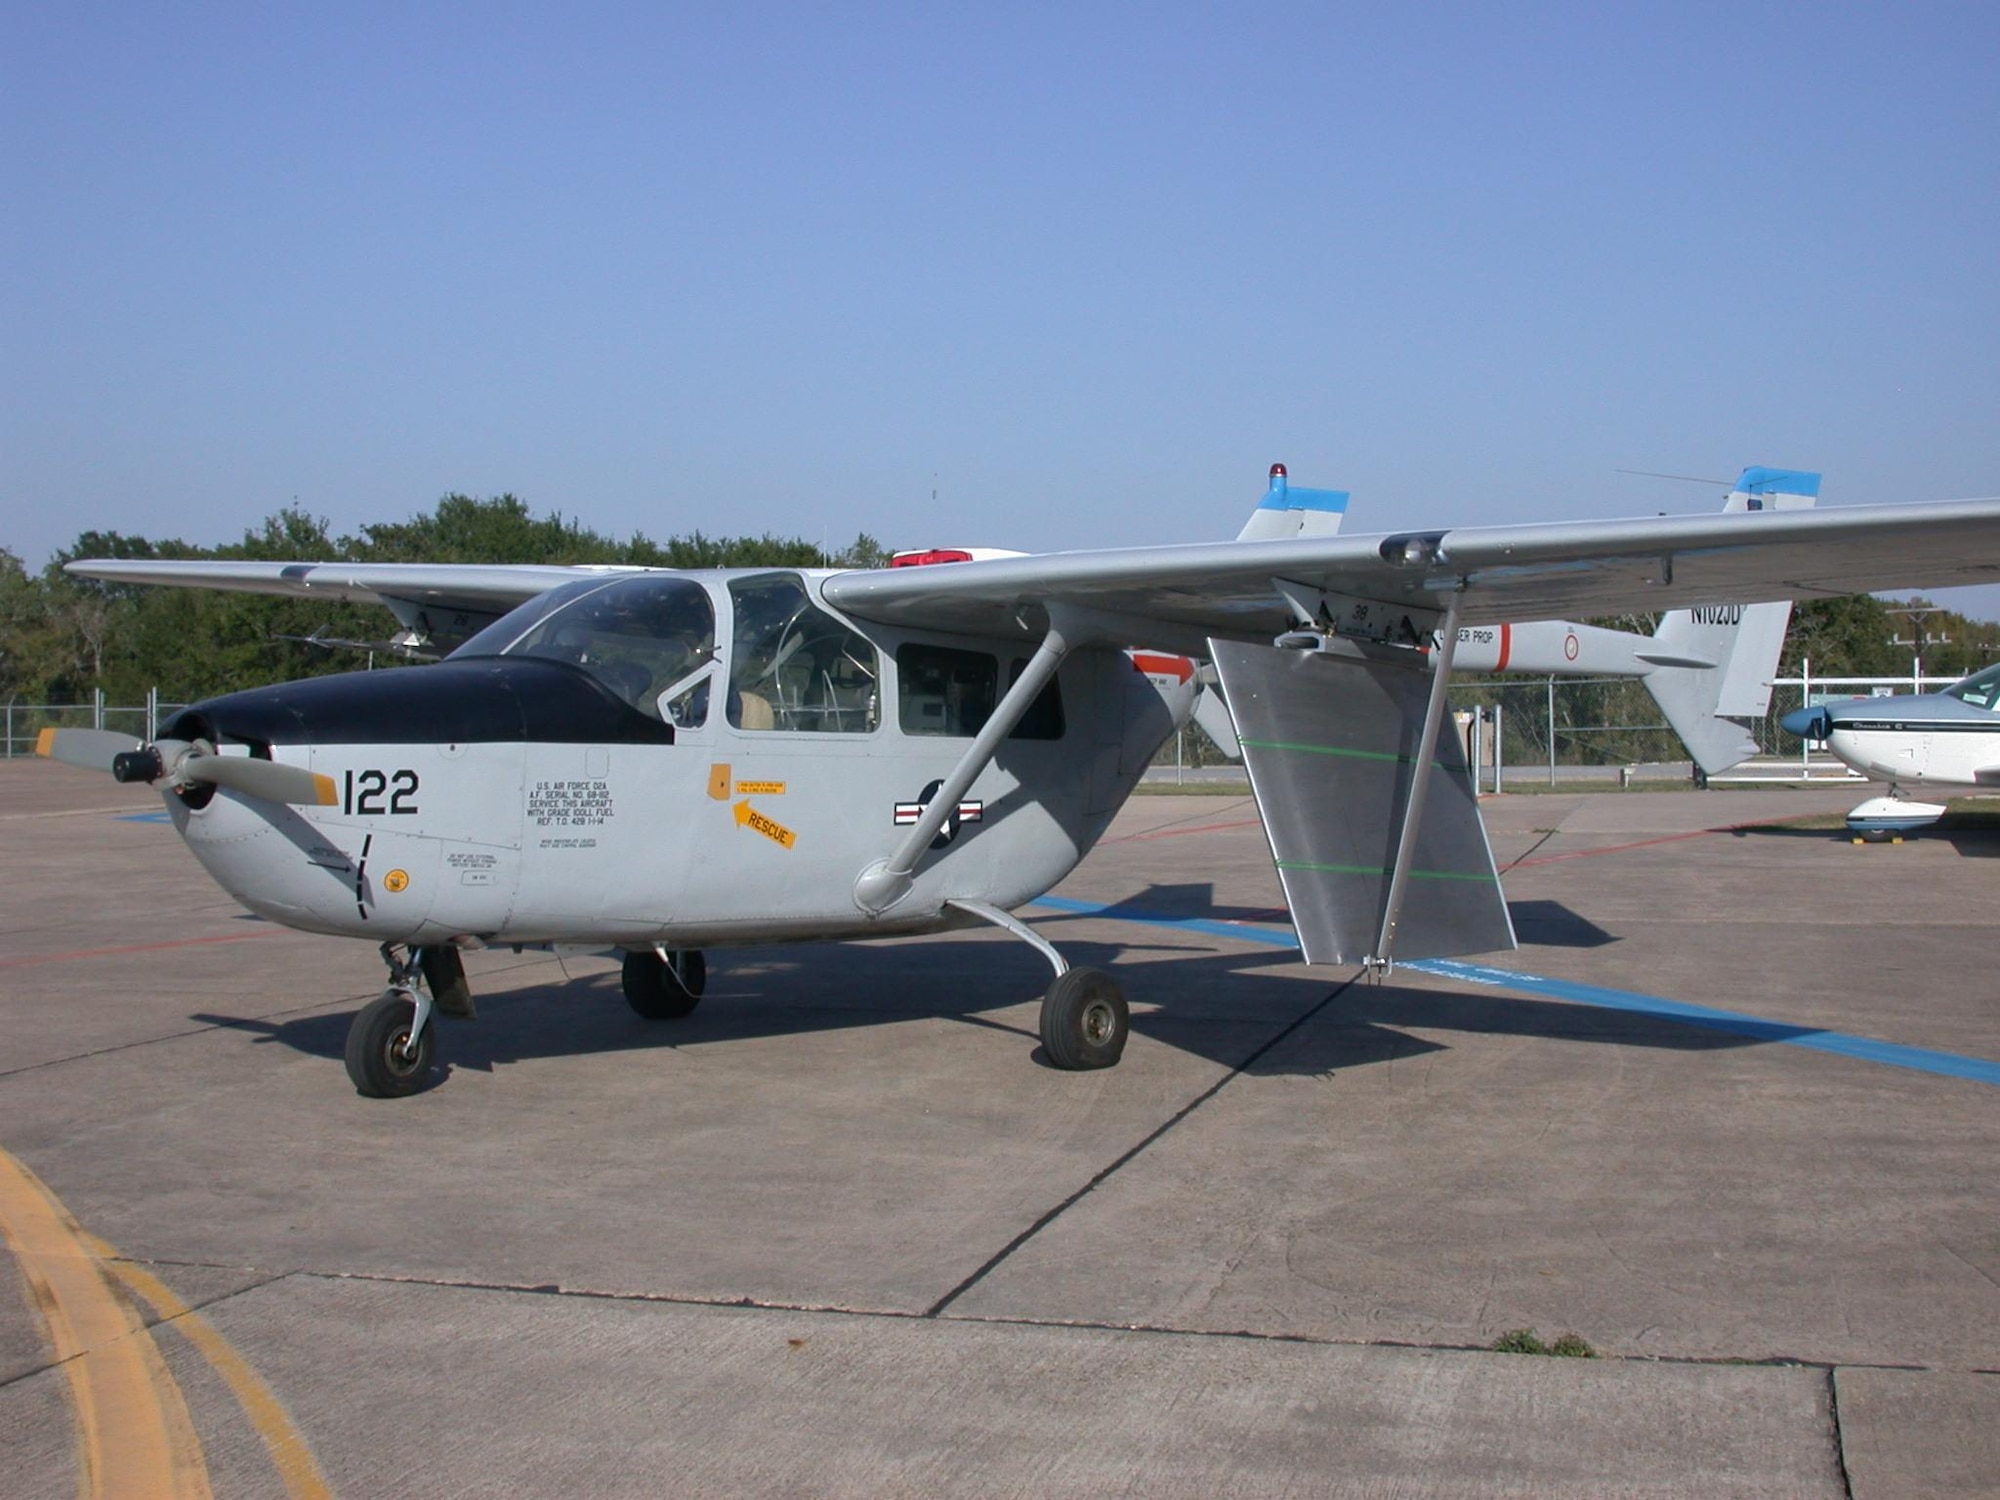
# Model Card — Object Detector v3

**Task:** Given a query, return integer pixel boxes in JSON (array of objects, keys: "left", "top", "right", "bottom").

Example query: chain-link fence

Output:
[
  {"left": 1153, "top": 662, "right": 1961, "bottom": 786},
  {"left": 2, "top": 691, "right": 184, "bottom": 757}
]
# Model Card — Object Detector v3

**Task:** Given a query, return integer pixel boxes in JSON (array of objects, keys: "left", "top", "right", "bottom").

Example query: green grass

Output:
[{"left": 1491, "top": 1328, "right": 1596, "bottom": 1358}]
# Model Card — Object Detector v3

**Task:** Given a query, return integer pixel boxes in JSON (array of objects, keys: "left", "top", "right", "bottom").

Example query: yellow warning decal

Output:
[
  {"left": 735, "top": 780, "right": 786, "bottom": 796},
  {"left": 733, "top": 800, "right": 796, "bottom": 849},
  {"left": 383, "top": 869, "right": 410, "bottom": 893},
  {"left": 708, "top": 764, "right": 732, "bottom": 801}
]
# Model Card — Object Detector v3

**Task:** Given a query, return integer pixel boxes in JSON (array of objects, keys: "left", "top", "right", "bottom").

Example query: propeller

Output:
[
  {"left": 34, "top": 726, "right": 144, "bottom": 771},
  {"left": 36, "top": 727, "right": 338, "bottom": 806}
]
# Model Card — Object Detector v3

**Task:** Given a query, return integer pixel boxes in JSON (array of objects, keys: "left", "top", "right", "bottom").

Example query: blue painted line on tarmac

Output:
[
  {"left": 117, "top": 811, "right": 173, "bottom": 823},
  {"left": 1027, "top": 895, "right": 2000, "bottom": 1087},
  {"left": 1030, "top": 894, "right": 1298, "bottom": 949}
]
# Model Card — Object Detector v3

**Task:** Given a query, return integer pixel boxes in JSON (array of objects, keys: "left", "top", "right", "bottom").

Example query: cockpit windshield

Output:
[
  {"left": 451, "top": 575, "right": 718, "bottom": 725},
  {"left": 1943, "top": 662, "right": 2000, "bottom": 712}
]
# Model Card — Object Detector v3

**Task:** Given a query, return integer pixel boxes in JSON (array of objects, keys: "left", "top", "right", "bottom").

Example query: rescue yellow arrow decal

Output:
[{"left": 733, "top": 799, "right": 796, "bottom": 849}]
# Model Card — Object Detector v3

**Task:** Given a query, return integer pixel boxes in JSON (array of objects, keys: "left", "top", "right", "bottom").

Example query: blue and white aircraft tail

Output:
[
  {"left": 1236, "top": 463, "right": 1349, "bottom": 542},
  {"left": 1458, "top": 467, "right": 1819, "bottom": 774}
]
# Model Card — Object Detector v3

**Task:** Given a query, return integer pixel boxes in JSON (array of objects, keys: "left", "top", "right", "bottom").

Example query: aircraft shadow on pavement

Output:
[
  {"left": 1732, "top": 813, "right": 2000, "bottom": 858},
  {"left": 1503, "top": 900, "right": 1617, "bottom": 949},
  {"left": 1927, "top": 809, "right": 2000, "bottom": 858},
  {"left": 188, "top": 929, "right": 1769, "bottom": 1090}
]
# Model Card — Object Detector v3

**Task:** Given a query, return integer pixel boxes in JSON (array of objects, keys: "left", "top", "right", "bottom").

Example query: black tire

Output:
[
  {"left": 1039, "top": 967, "right": 1129, "bottom": 1070},
  {"left": 344, "top": 993, "right": 435, "bottom": 1098},
  {"left": 622, "top": 948, "right": 706, "bottom": 1019}
]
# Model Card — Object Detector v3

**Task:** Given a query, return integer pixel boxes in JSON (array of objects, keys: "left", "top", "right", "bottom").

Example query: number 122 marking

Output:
[{"left": 343, "top": 769, "right": 420, "bottom": 816}]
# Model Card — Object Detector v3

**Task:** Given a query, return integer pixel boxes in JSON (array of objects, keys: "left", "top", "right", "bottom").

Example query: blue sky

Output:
[{"left": 5, "top": 3, "right": 1998, "bottom": 619}]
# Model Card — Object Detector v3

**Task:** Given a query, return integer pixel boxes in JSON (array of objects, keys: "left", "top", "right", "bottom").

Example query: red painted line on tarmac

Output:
[
  {"left": 1503, "top": 819, "right": 1795, "bottom": 871},
  {"left": 0, "top": 930, "right": 287, "bottom": 970}
]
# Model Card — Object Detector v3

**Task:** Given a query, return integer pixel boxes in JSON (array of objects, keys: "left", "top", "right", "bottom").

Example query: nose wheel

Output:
[
  {"left": 344, "top": 990, "right": 435, "bottom": 1097},
  {"left": 345, "top": 944, "right": 447, "bottom": 1097}
]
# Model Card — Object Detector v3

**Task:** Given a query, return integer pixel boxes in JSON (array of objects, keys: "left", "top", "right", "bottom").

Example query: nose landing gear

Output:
[{"left": 345, "top": 943, "right": 462, "bottom": 1097}]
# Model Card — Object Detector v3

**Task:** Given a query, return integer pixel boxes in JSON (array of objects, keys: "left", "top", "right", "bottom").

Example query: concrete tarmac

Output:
[{"left": 0, "top": 760, "right": 1993, "bottom": 1497}]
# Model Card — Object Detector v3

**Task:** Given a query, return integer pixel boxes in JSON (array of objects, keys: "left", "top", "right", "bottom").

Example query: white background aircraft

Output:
[
  {"left": 1782, "top": 662, "right": 2000, "bottom": 836},
  {"left": 42, "top": 480, "right": 2000, "bottom": 1096}
]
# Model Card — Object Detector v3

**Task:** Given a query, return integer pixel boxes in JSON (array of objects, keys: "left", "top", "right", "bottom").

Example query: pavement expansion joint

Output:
[
  {"left": 102, "top": 1259, "right": 295, "bottom": 1325},
  {"left": 144, "top": 1266, "right": 1976, "bottom": 1387},
  {"left": 1825, "top": 1368, "right": 1858, "bottom": 1500},
  {"left": 923, "top": 973, "right": 1365, "bottom": 1319},
  {"left": 294, "top": 1267, "right": 932, "bottom": 1323}
]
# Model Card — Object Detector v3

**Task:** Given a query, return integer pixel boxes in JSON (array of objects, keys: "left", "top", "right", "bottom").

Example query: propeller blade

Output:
[
  {"left": 181, "top": 753, "right": 339, "bottom": 807},
  {"left": 34, "top": 726, "right": 145, "bottom": 772}
]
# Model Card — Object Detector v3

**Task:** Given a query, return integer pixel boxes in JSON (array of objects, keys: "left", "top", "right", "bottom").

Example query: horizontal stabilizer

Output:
[
  {"left": 1632, "top": 649, "right": 1718, "bottom": 670},
  {"left": 1211, "top": 638, "right": 1515, "bottom": 965}
]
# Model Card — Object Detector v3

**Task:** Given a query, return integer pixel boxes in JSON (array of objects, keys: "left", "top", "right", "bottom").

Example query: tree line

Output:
[
  {"left": 1, "top": 494, "right": 886, "bottom": 707},
  {"left": 4, "top": 492, "right": 1996, "bottom": 714}
]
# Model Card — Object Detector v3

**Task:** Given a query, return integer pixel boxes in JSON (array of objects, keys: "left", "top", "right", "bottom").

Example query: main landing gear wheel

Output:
[
  {"left": 1039, "top": 967, "right": 1129, "bottom": 1070},
  {"left": 344, "top": 992, "right": 435, "bottom": 1098},
  {"left": 622, "top": 948, "right": 706, "bottom": 1019}
]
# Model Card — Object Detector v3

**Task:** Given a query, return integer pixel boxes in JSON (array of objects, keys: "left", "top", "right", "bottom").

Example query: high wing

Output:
[
  {"left": 68, "top": 497, "right": 2000, "bottom": 652},
  {"left": 822, "top": 498, "right": 2000, "bottom": 649},
  {"left": 64, "top": 559, "right": 642, "bottom": 647}
]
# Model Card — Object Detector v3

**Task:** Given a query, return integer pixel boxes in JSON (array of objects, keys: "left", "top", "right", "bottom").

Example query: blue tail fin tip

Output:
[{"left": 1734, "top": 466, "right": 1821, "bottom": 498}]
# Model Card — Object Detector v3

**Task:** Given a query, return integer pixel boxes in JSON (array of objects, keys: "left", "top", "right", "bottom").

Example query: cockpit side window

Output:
[
  {"left": 457, "top": 575, "right": 717, "bottom": 723},
  {"left": 1945, "top": 663, "right": 2000, "bottom": 711},
  {"left": 727, "top": 574, "right": 879, "bottom": 733}
]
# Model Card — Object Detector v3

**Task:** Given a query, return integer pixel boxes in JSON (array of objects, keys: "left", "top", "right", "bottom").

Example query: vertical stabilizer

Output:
[
  {"left": 1722, "top": 466, "right": 1820, "bottom": 513},
  {"left": 1640, "top": 467, "right": 1818, "bottom": 772},
  {"left": 1236, "top": 463, "right": 1349, "bottom": 542}
]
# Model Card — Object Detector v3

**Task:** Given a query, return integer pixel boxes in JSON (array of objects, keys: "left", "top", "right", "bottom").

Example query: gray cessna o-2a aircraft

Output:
[{"left": 40, "top": 475, "right": 2000, "bottom": 1096}]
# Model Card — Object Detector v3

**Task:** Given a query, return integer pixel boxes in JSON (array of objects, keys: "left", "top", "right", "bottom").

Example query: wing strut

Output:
[
  {"left": 853, "top": 611, "right": 1076, "bottom": 915},
  {"left": 1371, "top": 594, "right": 1464, "bottom": 971}
]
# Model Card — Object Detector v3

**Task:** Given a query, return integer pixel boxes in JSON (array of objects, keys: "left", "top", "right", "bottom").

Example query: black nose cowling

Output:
[
  {"left": 1779, "top": 705, "right": 1832, "bottom": 742},
  {"left": 159, "top": 658, "right": 678, "bottom": 749}
]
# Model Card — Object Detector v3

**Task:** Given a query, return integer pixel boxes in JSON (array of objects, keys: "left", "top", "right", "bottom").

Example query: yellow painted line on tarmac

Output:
[
  {"left": 89, "top": 1234, "right": 333, "bottom": 1500},
  {"left": 0, "top": 1147, "right": 211, "bottom": 1498}
]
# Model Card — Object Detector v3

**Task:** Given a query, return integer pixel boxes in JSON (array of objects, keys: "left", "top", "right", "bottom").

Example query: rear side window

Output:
[
  {"left": 892, "top": 642, "right": 1065, "bottom": 739},
  {"left": 899, "top": 645, "right": 998, "bottom": 736},
  {"left": 1010, "top": 658, "right": 1065, "bottom": 740}
]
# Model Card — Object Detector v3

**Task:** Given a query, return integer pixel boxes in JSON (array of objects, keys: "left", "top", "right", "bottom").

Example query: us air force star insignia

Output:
[{"left": 894, "top": 780, "right": 983, "bottom": 848}]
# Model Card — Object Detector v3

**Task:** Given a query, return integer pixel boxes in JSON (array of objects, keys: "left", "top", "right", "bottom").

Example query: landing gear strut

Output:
[
  {"left": 947, "top": 899, "right": 1130, "bottom": 1070},
  {"left": 344, "top": 943, "right": 444, "bottom": 1098}
]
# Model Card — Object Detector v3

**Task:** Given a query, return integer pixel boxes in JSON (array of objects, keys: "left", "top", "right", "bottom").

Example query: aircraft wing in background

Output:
[{"left": 63, "top": 559, "right": 635, "bottom": 650}]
